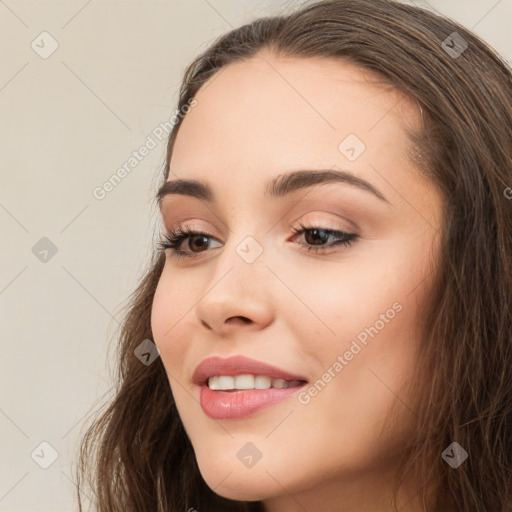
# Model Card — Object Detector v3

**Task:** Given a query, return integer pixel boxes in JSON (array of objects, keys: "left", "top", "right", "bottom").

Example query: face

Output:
[{"left": 151, "top": 52, "right": 443, "bottom": 510}]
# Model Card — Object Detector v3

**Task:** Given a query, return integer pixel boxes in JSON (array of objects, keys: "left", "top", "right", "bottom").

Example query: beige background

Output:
[{"left": 0, "top": 1, "right": 511, "bottom": 511}]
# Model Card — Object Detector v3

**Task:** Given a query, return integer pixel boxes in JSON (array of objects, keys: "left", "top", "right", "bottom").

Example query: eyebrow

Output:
[{"left": 156, "top": 169, "right": 389, "bottom": 209}]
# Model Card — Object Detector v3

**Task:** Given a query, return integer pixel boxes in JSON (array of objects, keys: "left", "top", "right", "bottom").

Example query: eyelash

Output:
[{"left": 157, "top": 221, "right": 358, "bottom": 261}]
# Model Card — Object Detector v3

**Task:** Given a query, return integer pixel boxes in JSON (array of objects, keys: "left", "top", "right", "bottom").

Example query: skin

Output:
[{"left": 151, "top": 50, "right": 444, "bottom": 511}]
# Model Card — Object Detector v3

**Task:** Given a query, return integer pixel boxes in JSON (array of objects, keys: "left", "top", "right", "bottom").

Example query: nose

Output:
[{"left": 195, "top": 238, "right": 275, "bottom": 335}]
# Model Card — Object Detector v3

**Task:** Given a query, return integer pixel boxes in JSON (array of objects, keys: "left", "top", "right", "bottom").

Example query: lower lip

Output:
[{"left": 199, "top": 384, "right": 305, "bottom": 420}]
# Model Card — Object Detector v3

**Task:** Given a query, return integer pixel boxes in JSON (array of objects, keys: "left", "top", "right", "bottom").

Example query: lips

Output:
[
  {"left": 192, "top": 355, "right": 309, "bottom": 420},
  {"left": 192, "top": 355, "right": 308, "bottom": 386}
]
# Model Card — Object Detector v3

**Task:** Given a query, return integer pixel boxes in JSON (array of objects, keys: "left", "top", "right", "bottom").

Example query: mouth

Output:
[{"left": 193, "top": 355, "right": 309, "bottom": 420}]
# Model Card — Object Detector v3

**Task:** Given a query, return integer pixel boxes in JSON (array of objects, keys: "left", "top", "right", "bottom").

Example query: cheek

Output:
[
  {"left": 279, "top": 246, "right": 417, "bottom": 342},
  {"left": 151, "top": 270, "right": 196, "bottom": 371},
  {"left": 287, "top": 276, "right": 423, "bottom": 476},
  {"left": 294, "top": 242, "right": 430, "bottom": 408}
]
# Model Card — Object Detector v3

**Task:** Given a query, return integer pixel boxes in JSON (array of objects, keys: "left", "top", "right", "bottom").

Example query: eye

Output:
[
  {"left": 157, "top": 225, "right": 221, "bottom": 260},
  {"left": 157, "top": 221, "right": 359, "bottom": 260},
  {"left": 290, "top": 221, "right": 358, "bottom": 254}
]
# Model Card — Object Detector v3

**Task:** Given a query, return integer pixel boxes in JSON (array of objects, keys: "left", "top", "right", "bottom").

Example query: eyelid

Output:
[
  {"left": 164, "top": 220, "right": 217, "bottom": 236},
  {"left": 290, "top": 214, "right": 357, "bottom": 234}
]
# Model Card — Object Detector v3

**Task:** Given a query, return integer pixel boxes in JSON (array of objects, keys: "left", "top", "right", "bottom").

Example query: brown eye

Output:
[
  {"left": 291, "top": 222, "right": 359, "bottom": 254},
  {"left": 158, "top": 226, "right": 221, "bottom": 260}
]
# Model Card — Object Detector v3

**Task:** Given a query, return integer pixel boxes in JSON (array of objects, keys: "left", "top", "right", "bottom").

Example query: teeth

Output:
[
  {"left": 208, "top": 375, "right": 219, "bottom": 390},
  {"left": 234, "top": 374, "right": 254, "bottom": 389},
  {"left": 217, "top": 375, "right": 234, "bottom": 390},
  {"left": 207, "top": 375, "right": 303, "bottom": 391},
  {"left": 254, "top": 375, "right": 272, "bottom": 389},
  {"left": 272, "top": 378, "right": 287, "bottom": 389}
]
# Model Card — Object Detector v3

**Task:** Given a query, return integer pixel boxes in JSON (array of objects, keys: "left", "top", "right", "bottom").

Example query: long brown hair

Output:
[{"left": 76, "top": 1, "right": 512, "bottom": 510}]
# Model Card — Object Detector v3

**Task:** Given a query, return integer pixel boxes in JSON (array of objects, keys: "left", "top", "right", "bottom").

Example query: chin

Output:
[{"left": 195, "top": 455, "right": 277, "bottom": 502}]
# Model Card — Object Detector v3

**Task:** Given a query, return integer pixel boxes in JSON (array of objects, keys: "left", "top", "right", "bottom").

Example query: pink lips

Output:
[{"left": 193, "top": 355, "right": 308, "bottom": 420}]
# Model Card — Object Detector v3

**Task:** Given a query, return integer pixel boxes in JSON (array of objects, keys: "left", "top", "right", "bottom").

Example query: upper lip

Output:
[{"left": 192, "top": 355, "right": 309, "bottom": 386}]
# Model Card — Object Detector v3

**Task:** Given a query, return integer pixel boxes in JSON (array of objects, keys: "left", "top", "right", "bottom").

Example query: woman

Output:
[{"left": 76, "top": 1, "right": 512, "bottom": 510}]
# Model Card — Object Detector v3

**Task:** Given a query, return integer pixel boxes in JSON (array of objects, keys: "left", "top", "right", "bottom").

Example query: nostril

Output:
[
  {"left": 226, "top": 316, "right": 251, "bottom": 325},
  {"left": 200, "top": 319, "right": 212, "bottom": 330}
]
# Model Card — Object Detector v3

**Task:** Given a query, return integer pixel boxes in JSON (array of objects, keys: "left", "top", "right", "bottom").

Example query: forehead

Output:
[{"left": 169, "top": 52, "right": 423, "bottom": 193}]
